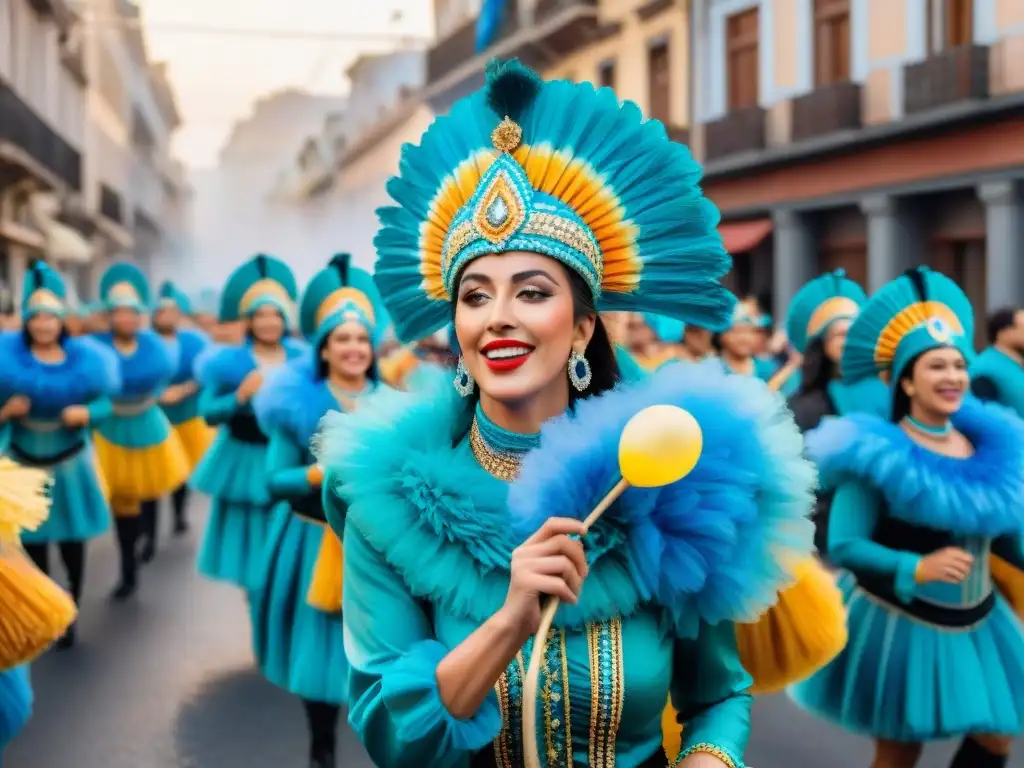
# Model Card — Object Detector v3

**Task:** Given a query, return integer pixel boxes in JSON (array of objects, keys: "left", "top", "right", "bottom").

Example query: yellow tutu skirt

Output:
[
  {"left": 174, "top": 417, "right": 216, "bottom": 470},
  {"left": 93, "top": 431, "right": 190, "bottom": 510},
  {"left": 0, "top": 545, "right": 77, "bottom": 667},
  {"left": 662, "top": 557, "right": 847, "bottom": 759},
  {"left": 991, "top": 554, "right": 1024, "bottom": 618}
]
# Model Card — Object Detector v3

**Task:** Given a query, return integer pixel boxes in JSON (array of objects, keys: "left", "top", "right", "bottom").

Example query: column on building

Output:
[
  {"left": 771, "top": 209, "right": 817, "bottom": 321},
  {"left": 860, "top": 194, "right": 924, "bottom": 293},
  {"left": 978, "top": 179, "right": 1024, "bottom": 311}
]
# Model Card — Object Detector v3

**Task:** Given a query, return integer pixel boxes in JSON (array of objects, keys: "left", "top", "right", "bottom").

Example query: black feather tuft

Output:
[
  {"left": 903, "top": 267, "right": 929, "bottom": 301},
  {"left": 485, "top": 58, "right": 542, "bottom": 121},
  {"left": 330, "top": 253, "right": 351, "bottom": 285}
]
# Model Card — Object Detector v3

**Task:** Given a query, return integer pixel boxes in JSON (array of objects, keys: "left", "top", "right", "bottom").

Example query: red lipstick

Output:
[{"left": 480, "top": 339, "right": 536, "bottom": 373}]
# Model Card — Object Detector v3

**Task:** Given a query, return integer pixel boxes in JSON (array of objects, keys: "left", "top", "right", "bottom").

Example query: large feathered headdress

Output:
[{"left": 374, "top": 59, "right": 735, "bottom": 342}]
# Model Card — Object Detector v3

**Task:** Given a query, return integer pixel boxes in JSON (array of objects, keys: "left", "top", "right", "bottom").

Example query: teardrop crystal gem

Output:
[{"left": 486, "top": 195, "right": 510, "bottom": 228}]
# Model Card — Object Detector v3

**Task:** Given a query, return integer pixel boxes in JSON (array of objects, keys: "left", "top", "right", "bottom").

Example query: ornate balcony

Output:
[
  {"left": 0, "top": 79, "right": 82, "bottom": 191},
  {"left": 703, "top": 106, "right": 766, "bottom": 162},
  {"left": 791, "top": 80, "right": 862, "bottom": 142},
  {"left": 903, "top": 44, "right": 990, "bottom": 116}
]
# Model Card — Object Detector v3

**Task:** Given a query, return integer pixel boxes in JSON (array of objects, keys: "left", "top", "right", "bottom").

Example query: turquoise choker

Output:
[
  {"left": 905, "top": 414, "right": 952, "bottom": 437},
  {"left": 471, "top": 403, "right": 542, "bottom": 482}
]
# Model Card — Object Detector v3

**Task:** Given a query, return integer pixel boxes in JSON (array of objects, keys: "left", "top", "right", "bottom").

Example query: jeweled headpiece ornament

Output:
[
  {"left": 219, "top": 253, "right": 298, "bottom": 327},
  {"left": 842, "top": 266, "right": 973, "bottom": 384},
  {"left": 785, "top": 269, "right": 867, "bottom": 354},
  {"left": 374, "top": 59, "right": 735, "bottom": 343},
  {"left": 299, "top": 253, "right": 389, "bottom": 351}
]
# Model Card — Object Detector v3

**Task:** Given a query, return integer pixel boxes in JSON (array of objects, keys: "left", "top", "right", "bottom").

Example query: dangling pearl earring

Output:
[
  {"left": 567, "top": 349, "right": 592, "bottom": 392},
  {"left": 454, "top": 356, "right": 475, "bottom": 397}
]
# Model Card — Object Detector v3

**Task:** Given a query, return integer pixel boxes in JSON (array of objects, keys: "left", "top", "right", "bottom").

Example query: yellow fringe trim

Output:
[
  {"left": 661, "top": 696, "right": 682, "bottom": 764},
  {"left": 0, "top": 546, "right": 77, "bottom": 668},
  {"left": 92, "top": 430, "right": 190, "bottom": 507},
  {"left": 991, "top": 554, "right": 1024, "bottom": 619},
  {"left": 174, "top": 416, "right": 216, "bottom": 469},
  {"left": 306, "top": 525, "right": 343, "bottom": 613},
  {"left": 0, "top": 458, "right": 51, "bottom": 541}
]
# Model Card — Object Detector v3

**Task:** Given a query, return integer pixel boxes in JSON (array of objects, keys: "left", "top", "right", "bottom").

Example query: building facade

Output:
[{"left": 690, "top": 0, "right": 1024, "bottom": 342}]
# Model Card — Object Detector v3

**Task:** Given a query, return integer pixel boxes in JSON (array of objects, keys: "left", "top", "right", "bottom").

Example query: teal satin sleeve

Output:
[
  {"left": 199, "top": 385, "right": 240, "bottom": 425},
  {"left": 86, "top": 396, "right": 113, "bottom": 424},
  {"left": 265, "top": 429, "right": 312, "bottom": 500},
  {"left": 993, "top": 535, "right": 1024, "bottom": 571},
  {"left": 828, "top": 481, "right": 920, "bottom": 603},
  {"left": 343, "top": 525, "right": 501, "bottom": 768},
  {"left": 323, "top": 470, "right": 347, "bottom": 533},
  {"left": 671, "top": 620, "right": 752, "bottom": 766}
]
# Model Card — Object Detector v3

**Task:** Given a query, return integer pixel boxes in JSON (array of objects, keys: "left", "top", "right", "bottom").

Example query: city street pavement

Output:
[{"left": 7, "top": 498, "right": 1024, "bottom": 767}]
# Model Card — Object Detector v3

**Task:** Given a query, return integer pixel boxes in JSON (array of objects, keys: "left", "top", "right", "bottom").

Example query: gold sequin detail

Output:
[
  {"left": 469, "top": 418, "right": 522, "bottom": 482},
  {"left": 491, "top": 116, "right": 523, "bottom": 153},
  {"left": 492, "top": 651, "right": 525, "bottom": 768},
  {"left": 676, "top": 743, "right": 738, "bottom": 768},
  {"left": 587, "top": 618, "right": 624, "bottom": 766},
  {"left": 520, "top": 213, "right": 603, "bottom": 274}
]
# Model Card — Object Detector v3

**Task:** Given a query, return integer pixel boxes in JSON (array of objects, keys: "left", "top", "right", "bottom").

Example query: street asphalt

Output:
[{"left": 6, "top": 499, "right": 1022, "bottom": 768}]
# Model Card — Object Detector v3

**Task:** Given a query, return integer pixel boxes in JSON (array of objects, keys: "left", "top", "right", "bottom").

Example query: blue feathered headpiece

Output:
[
  {"left": 374, "top": 58, "right": 734, "bottom": 343},
  {"left": 154, "top": 281, "right": 193, "bottom": 315},
  {"left": 21, "top": 261, "right": 67, "bottom": 320},
  {"left": 842, "top": 266, "right": 974, "bottom": 384},
  {"left": 785, "top": 269, "right": 866, "bottom": 354},
  {"left": 508, "top": 363, "right": 817, "bottom": 637},
  {"left": 219, "top": 254, "right": 298, "bottom": 326},
  {"left": 643, "top": 313, "right": 685, "bottom": 343},
  {"left": 192, "top": 287, "right": 220, "bottom": 316},
  {"left": 299, "top": 254, "right": 389, "bottom": 350},
  {"left": 100, "top": 262, "right": 150, "bottom": 312}
]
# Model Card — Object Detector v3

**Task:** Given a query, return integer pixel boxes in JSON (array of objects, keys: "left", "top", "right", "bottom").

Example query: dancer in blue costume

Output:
[
  {"left": 713, "top": 301, "right": 796, "bottom": 393},
  {"left": 971, "top": 307, "right": 1024, "bottom": 416},
  {"left": 139, "top": 281, "right": 213, "bottom": 559},
  {"left": 0, "top": 263, "right": 119, "bottom": 644},
  {"left": 194, "top": 254, "right": 306, "bottom": 592},
  {"left": 252, "top": 254, "right": 388, "bottom": 768},
  {"left": 315, "top": 60, "right": 816, "bottom": 768},
  {"left": 783, "top": 270, "right": 887, "bottom": 555},
  {"left": 92, "top": 262, "right": 190, "bottom": 600},
  {"left": 790, "top": 267, "right": 1024, "bottom": 768}
]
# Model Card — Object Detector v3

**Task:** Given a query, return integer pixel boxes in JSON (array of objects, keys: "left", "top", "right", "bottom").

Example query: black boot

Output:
[
  {"left": 55, "top": 541, "right": 85, "bottom": 650},
  {"left": 303, "top": 700, "right": 339, "bottom": 768},
  {"left": 111, "top": 515, "right": 140, "bottom": 601},
  {"left": 172, "top": 484, "right": 190, "bottom": 535},
  {"left": 950, "top": 738, "right": 1009, "bottom": 768},
  {"left": 139, "top": 501, "right": 158, "bottom": 563}
]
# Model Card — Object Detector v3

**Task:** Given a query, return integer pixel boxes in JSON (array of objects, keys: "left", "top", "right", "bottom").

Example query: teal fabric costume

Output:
[
  {"left": 0, "top": 666, "right": 31, "bottom": 752},
  {"left": 791, "top": 267, "right": 1024, "bottom": 742},
  {"left": 0, "top": 264, "right": 119, "bottom": 543},
  {"left": 313, "top": 61, "right": 817, "bottom": 767},
  {"left": 194, "top": 254, "right": 306, "bottom": 591},
  {"left": 250, "top": 254, "right": 389, "bottom": 704},
  {"left": 971, "top": 346, "right": 1024, "bottom": 417},
  {"left": 153, "top": 281, "right": 209, "bottom": 427}
]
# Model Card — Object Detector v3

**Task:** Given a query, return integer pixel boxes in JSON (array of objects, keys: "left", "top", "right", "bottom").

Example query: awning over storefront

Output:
[
  {"left": 719, "top": 218, "right": 773, "bottom": 254},
  {"left": 28, "top": 192, "right": 94, "bottom": 264}
]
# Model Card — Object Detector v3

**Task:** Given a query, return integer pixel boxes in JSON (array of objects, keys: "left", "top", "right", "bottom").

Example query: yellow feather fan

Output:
[
  {"left": 0, "top": 458, "right": 77, "bottom": 670},
  {"left": 662, "top": 557, "right": 847, "bottom": 760}
]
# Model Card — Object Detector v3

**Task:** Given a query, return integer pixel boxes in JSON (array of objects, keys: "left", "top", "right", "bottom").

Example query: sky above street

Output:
[{"left": 136, "top": 0, "right": 434, "bottom": 167}]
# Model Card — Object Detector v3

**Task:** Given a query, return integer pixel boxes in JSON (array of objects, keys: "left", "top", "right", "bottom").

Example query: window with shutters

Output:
[
  {"left": 945, "top": 0, "right": 973, "bottom": 47},
  {"left": 598, "top": 59, "right": 616, "bottom": 90},
  {"left": 813, "top": 0, "right": 851, "bottom": 86},
  {"left": 726, "top": 8, "right": 759, "bottom": 110},
  {"left": 647, "top": 42, "right": 670, "bottom": 123}
]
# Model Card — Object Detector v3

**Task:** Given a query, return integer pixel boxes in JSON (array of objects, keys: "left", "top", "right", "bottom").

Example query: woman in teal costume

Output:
[
  {"left": 92, "top": 263, "right": 190, "bottom": 601},
  {"left": 194, "top": 254, "right": 306, "bottom": 592},
  {"left": 0, "top": 263, "right": 119, "bottom": 647},
  {"left": 783, "top": 270, "right": 887, "bottom": 555},
  {"left": 712, "top": 302, "right": 792, "bottom": 391},
  {"left": 790, "top": 267, "right": 1024, "bottom": 768},
  {"left": 315, "top": 61, "right": 816, "bottom": 767},
  {"left": 252, "top": 254, "right": 388, "bottom": 768},
  {"left": 970, "top": 307, "right": 1024, "bottom": 417},
  {"left": 0, "top": 665, "right": 31, "bottom": 756}
]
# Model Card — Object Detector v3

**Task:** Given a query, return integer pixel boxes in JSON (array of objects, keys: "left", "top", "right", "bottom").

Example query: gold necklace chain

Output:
[{"left": 469, "top": 417, "right": 523, "bottom": 482}]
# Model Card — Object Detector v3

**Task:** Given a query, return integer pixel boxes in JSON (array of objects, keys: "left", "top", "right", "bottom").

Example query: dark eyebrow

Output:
[
  {"left": 512, "top": 269, "right": 558, "bottom": 284},
  {"left": 458, "top": 272, "right": 492, "bottom": 288}
]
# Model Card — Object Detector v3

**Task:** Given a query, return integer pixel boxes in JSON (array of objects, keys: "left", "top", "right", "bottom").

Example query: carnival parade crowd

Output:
[{"left": 3, "top": 60, "right": 1024, "bottom": 768}]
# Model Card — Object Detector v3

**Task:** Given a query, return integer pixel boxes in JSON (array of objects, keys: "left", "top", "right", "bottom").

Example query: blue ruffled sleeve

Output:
[
  {"left": 265, "top": 429, "right": 312, "bottom": 500},
  {"left": 343, "top": 525, "right": 501, "bottom": 768},
  {"left": 199, "top": 385, "right": 241, "bottom": 425},
  {"left": 671, "top": 620, "right": 752, "bottom": 766},
  {"left": 828, "top": 481, "right": 920, "bottom": 603}
]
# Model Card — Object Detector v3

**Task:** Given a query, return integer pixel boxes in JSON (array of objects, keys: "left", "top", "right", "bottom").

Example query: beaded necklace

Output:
[{"left": 469, "top": 402, "right": 542, "bottom": 482}]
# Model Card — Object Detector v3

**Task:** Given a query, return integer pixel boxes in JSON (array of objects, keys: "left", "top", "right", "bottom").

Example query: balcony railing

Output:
[
  {"left": 100, "top": 183, "right": 124, "bottom": 224},
  {"left": 704, "top": 106, "right": 766, "bottom": 162},
  {"left": 0, "top": 80, "right": 82, "bottom": 191},
  {"left": 791, "top": 80, "right": 862, "bottom": 142},
  {"left": 903, "top": 44, "right": 990, "bottom": 116}
]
